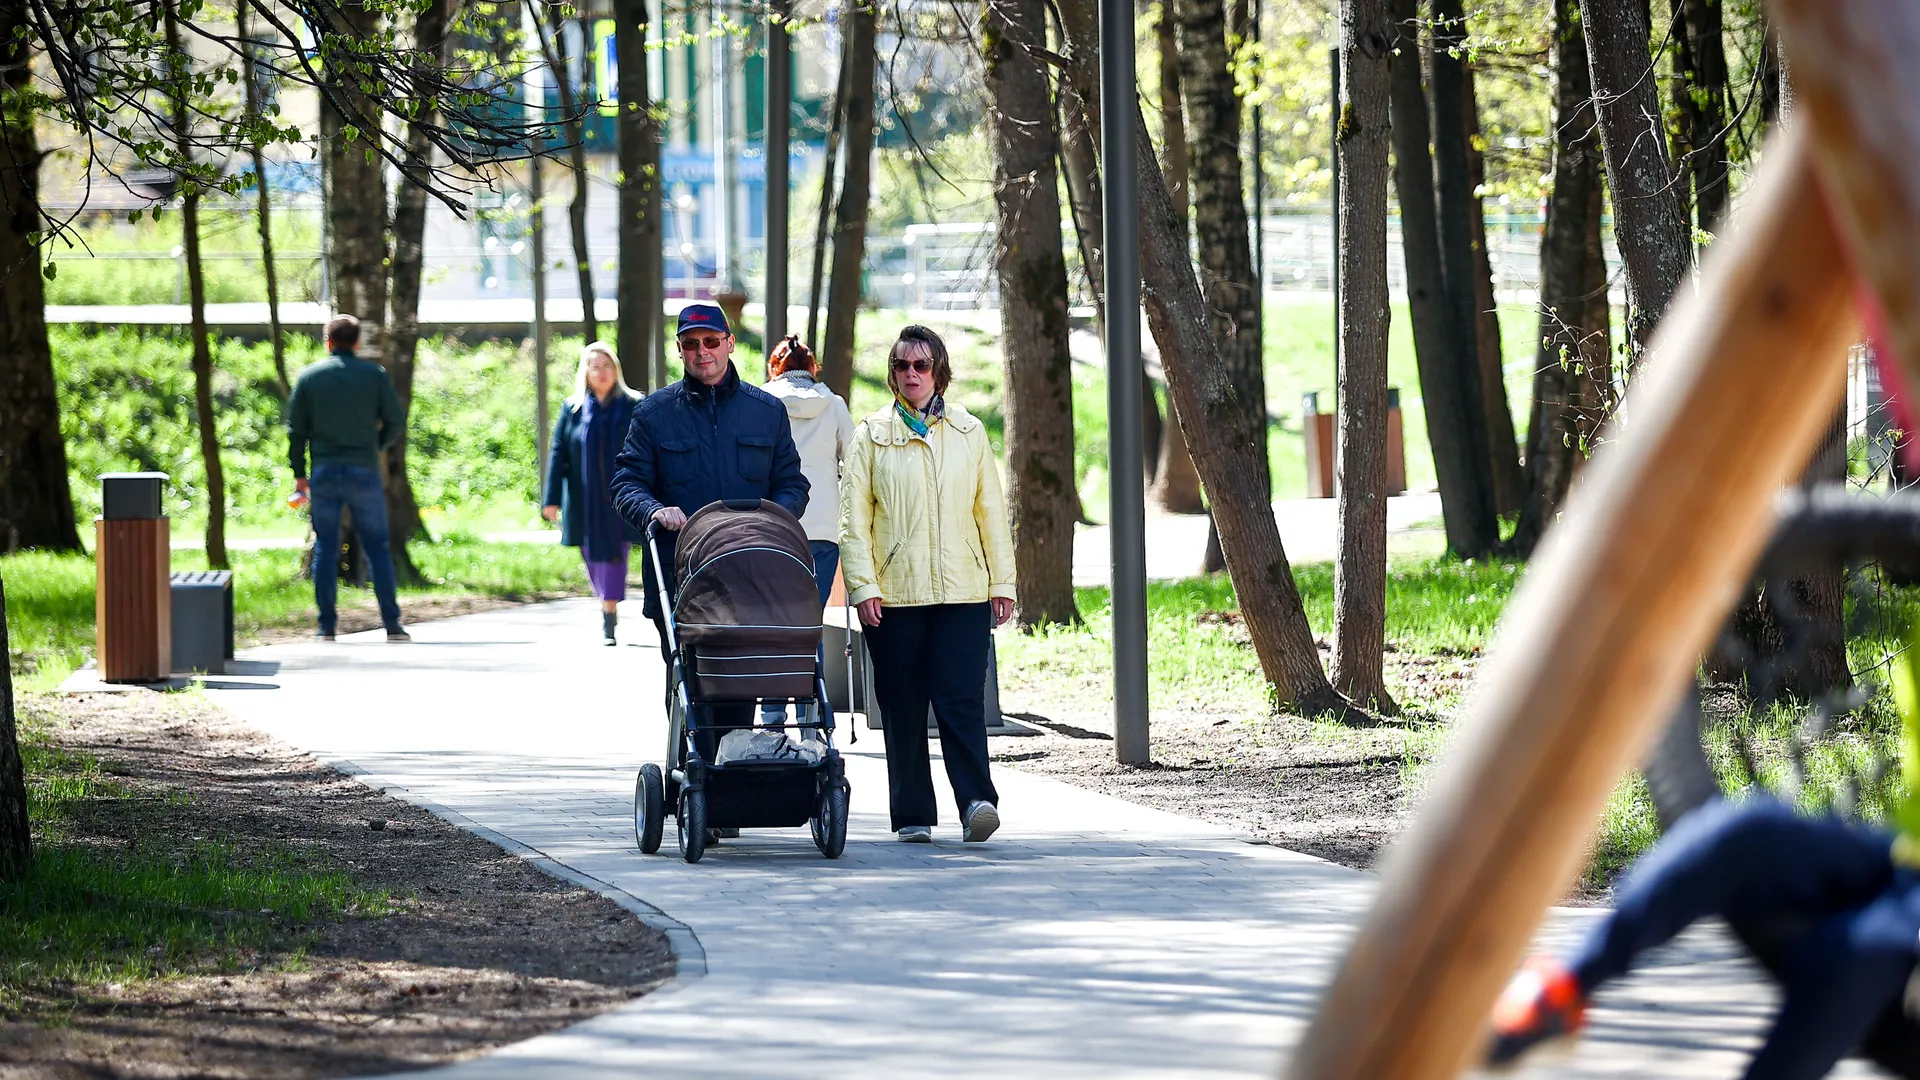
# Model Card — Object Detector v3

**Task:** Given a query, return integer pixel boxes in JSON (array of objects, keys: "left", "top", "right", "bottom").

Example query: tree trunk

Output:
[
  {"left": 820, "top": 0, "right": 876, "bottom": 398},
  {"left": 1386, "top": 0, "right": 1496, "bottom": 557},
  {"left": 322, "top": 0, "right": 388, "bottom": 352},
  {"left": 1577, "top": 173, "right": 1615, "bottom": 446},
  {"left": 0, "top": 0, "right": 79, "bottom": 555},
  {"left": 237, "top": 0, "right": 288, "bottom": 399},
  {"left": 1179, "top": 0, "right": 1267, "bottom": 500},
  {"left": 540, "top": 3, "right": 599, "bottom": 342},
  {"left": 1055, "top": 62, "right": 1164, "bottom": 483},
  {"left": 1427, "top": 0, "right": 1499, "bottom": 530},
  {"left": 1149, "top": 0, "right": 1206, "bottom": 513},
  {"left": 1152, "top": 401, "right": 1207, "bottom": 512},
  {"left": 1677, "top": 0, "right": 1729, "bottom": 235},
  {"left": 806, "top": 12, "right": 851, "bottom": 352},
  {"left": 1513, "top": 0, "right": 1602, "bottom": 558},
  {"left": 1157, "top": 1, "right": 1189, "bottom": 238},
  {"left": 1130, "top": 100, "right": 1345, "bottom": 716},
  {"left": 984, "top": 0, "right": 1079, "bottom": 629},
  {"left": 384, "top": 0, "right": 446, "bottom": 555},
  {"left": 1579, "top": 0, "right": 1693, "bottom": 356},
  {"left": 615, "top": 0, "right": 661, "bottom": 389},
  {"left": 1462, "top": 64, "right": 1522, "bottom": 516},
  {"left": 0, "top": 569, "right": 30, "bottom": 882},
  {"left": 1329, "top": 0, "right": 1395, "bottom": 712},
  {"left": 166, "top": 3, "right": 228, "bottom": 571}
]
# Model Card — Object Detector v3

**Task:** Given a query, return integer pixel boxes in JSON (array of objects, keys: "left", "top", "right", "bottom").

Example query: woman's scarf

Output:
[{"left": 894, "top": 393, "right": 946, "bottom": 438}]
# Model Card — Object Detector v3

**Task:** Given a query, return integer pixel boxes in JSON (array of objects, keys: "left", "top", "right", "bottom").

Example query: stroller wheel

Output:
[
  {"left": 634, "top": 764, "right": 665, "bottom": 854},
  {"left": 677, "top": 788, "right": 708, "bottom": 864},
  {"left": 814, "top": 783, "right": 849, "bottom": 859}
]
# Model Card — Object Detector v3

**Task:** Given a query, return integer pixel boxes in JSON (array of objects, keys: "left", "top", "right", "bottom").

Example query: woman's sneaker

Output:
[
  {"left": 1485, "top": 956, "right": 1586, "bottom": 1070},
  {"left": 897, "top": 826, "right": 933, "bottom": 843},
  {"left": 962, "top": 801, "right": 1000, "bottom": 843}
]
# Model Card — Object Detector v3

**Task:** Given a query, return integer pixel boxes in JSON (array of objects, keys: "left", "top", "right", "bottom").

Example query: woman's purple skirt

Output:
[{"left": 584, "top": 547, "right": 630, "bottom": 601}]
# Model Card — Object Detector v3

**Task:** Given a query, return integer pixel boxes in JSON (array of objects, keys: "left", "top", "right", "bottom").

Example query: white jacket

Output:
[{"left": 763, "top": 372, "right": 855, "bottom": 542}]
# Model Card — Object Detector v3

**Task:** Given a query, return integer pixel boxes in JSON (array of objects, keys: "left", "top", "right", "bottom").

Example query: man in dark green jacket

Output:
[{"left": 287, "top": 314, "right": 409, "bottom": 642}]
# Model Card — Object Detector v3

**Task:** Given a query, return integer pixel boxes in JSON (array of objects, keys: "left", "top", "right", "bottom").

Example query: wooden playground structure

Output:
[{"left": 1284, "top": 4, "right": 1920, "bottom": 1077}]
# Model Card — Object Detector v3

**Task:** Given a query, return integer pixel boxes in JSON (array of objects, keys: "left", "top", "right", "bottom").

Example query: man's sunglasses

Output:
[
  {"left": 891, "top": 357, "right": 935, "bottom": 374},
  {"left": 678, "top": 334, "right": 728, "bottom": 352}
]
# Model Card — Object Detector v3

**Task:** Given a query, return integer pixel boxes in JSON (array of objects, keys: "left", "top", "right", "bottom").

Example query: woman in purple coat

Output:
[{"left": 543, "top": 342, "right": 645, "bottom": 644}]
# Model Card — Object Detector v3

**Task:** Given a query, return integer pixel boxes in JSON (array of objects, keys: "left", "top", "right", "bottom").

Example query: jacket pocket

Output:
[
  {"left": 736, "top": 434, "right": 774, "bottom": 481},
  {"left": 659, "top": 438, "right": 699, "bottom": 498}
]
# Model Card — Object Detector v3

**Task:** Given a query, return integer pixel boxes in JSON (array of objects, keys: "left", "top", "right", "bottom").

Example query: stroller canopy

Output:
[{"left": 673, "top": 500, "right": 821, "bottom": 649}]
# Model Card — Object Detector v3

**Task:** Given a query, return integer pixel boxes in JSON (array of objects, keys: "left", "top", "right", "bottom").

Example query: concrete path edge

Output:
[{"left": 320, "top": 754, "right": 710, "bottom": 979}]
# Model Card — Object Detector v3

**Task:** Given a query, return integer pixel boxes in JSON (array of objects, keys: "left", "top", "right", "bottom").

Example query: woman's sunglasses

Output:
[{"left": 891, "top": 357, "right": 935, "bottom": 374}]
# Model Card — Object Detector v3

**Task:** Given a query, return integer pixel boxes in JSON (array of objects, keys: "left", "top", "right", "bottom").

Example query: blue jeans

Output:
[
  {"left": 762, "top": 541, "right": 840, "bottom": 727},
  {"left": 1572, "top": 798, "right": 1919, "bottom": 1080},
  {"left": 309, "top": 464, "right": 403, "bottom": 634}
]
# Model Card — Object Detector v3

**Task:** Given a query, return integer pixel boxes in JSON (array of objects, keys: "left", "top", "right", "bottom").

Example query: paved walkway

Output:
[{"left": 200, "top": 601, "right": 1880, "bottom": 1078}]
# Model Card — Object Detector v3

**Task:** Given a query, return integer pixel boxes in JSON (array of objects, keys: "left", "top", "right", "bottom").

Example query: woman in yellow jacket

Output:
[{"left": 841, "top": 325, "right": 1016, "bottom": 844}]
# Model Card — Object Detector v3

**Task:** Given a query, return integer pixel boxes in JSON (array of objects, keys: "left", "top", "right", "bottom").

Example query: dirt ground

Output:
[
  {"left": 995, "top": 643, "right": 1482, "bottom": 872},
  {"left": 2, "top": 691, "right": 673, "bottom": 1079}
]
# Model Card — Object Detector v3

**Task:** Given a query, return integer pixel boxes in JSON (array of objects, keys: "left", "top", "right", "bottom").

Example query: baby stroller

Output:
[{"left": 631, "top": 499, "right": 849, "bottom": 863}]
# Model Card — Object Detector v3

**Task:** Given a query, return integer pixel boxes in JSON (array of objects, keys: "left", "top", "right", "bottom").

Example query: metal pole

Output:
[
  {"left": 1329, "top": 45, "right": 1340, "bottom": 376},
  {"left": 1101, "top": 0, "right": 1149, "bottom": 765},
  {"left": 766, "top": 0, "right": 790, "bottom": 343}
]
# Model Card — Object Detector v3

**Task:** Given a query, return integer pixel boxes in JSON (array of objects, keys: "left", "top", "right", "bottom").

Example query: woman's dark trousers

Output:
[
  {"left": 865, "top": 602, "right": 999, "bottom": 831},
  {"left": 1569, "top": 798, "right": 1919, "bottom": 1080}
]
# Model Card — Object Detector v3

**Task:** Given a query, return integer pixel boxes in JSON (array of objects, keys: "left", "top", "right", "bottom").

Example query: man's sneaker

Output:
[
  {"left": 897, "top": 826, "right": 933, "bottom": 843},
  {"left": 962, "top": 800, "right": 1001, "bottom": 843},
  {"left": 316, "top": 630, "right": 336, "bottom": 642},
  {"left": 1485, "top": 956, "right": 1586, "bottom": 1070},
  {"left": 386, "top": 629, "right": 412, "bottom": 643}
]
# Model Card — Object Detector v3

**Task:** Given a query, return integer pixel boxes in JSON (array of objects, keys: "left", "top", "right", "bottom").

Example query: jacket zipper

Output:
[{"left": 879, "top": 542, "right": 903, "bottom": 577}]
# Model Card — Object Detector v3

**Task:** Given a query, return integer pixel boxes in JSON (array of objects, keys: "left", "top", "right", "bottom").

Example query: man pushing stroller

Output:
[{"left": 610, "top": 304, "right": 810, "bottom": 728}]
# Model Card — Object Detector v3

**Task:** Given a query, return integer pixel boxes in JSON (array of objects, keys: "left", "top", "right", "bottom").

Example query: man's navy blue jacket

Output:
[{"left": 611, "top": 363, "right": 809, "bottom": 613}]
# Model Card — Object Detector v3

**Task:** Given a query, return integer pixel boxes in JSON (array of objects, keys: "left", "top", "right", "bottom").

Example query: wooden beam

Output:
[
  {"left": 1283, "top": 124, "right": 1855, "bottom": 1080},
  {"left": 1768, "top": 2, "right": 1920, "bottom": 382}
]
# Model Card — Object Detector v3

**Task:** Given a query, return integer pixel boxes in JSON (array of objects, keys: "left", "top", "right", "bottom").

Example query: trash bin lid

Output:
[{"left": 169, "top": 570, "right": 233, "bottom": 588}]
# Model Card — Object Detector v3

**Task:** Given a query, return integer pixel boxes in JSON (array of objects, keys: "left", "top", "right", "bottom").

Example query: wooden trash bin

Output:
[
  {"left": 96, "top": 472, "right": 171, "bottom": 683},
  {"left": 1304, "top": 390, "right": 1408, "bottom": 497}
]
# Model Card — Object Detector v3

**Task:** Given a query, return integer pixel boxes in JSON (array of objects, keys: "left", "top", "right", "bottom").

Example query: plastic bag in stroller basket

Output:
[{"left": 715, "top": 729, "right": 827, "bottom": 766}]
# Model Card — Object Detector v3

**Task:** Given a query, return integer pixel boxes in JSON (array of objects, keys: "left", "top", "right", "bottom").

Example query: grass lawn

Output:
[
  {"left": 3, "top": 536, "right": 588, "bottom": 693},
  {"left": 2, "top": 695, "right": 390, "bottom": 1015},
  {"left": 996, "top": 555, "right": 1916, "bottom": 889}
]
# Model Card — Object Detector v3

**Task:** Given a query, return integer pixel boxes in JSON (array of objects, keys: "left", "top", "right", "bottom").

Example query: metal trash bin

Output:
[{"left": 170, "top": 570, "right": 234, "bottom": 675}]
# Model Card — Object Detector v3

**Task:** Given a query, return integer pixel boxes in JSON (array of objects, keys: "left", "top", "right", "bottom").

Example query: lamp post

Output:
[{"left": 1100, "top": 0, "right": 1149, "bottom": 765}]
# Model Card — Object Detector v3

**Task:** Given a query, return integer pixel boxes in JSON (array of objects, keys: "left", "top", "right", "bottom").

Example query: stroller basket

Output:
[{"left": 673, "top": 501, "right": 823, "bottom": 704}]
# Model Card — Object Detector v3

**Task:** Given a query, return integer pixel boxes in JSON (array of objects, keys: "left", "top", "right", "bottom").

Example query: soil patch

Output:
[
  {"left": 2, "top": 691, "right": 672, "bottom": 1078},
  {"left": 995, "top": 645, "right": 1482, "bottom": 873}
]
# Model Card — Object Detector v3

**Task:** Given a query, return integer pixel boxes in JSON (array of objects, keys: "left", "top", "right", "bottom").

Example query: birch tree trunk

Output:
[
  {"left": 1331, "top": 0, "right": 1395, "bottom": 712},
  {"left": 1149, "top": 0, "right": 1205, "bottom": 515}
]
